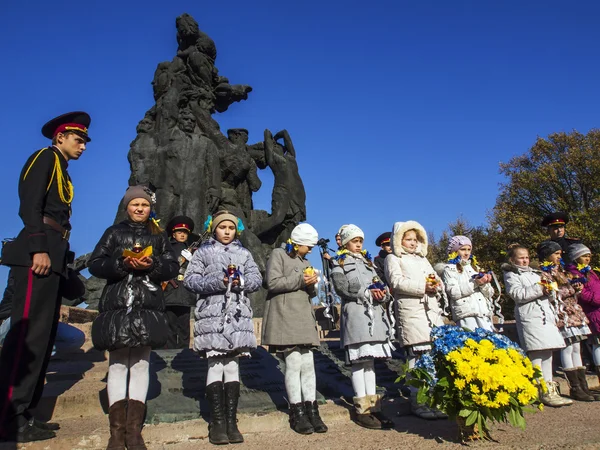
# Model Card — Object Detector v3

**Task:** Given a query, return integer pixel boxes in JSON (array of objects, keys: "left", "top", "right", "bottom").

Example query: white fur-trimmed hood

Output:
[{"left": 391, "top": 221, "right": 428, "bottom": 257}]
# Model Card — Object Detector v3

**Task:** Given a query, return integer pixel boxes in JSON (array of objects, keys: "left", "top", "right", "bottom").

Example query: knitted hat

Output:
[
  {"left": 290, "top": 223, "right": 319, "bottom": 247},
  {"left": 340, "top": 224, "right": 364, "bottom": 246},
  {"left": 122, "top": 185, "right": 152, "bottom": 208},
  {"left": 211, "top": 211, "right": 239, "bottom": 232},
  {"left": 567, "top": 243, "right": 591, "bottom": 262},
  {"left": 337, "top": 224, "right": 350, "bottom": 237},
  {"left": 537, "top": 240, "right": 562, "bottom": 261},
  {"left": 447, "top": 235, "right": 472, "bottom": 254}
]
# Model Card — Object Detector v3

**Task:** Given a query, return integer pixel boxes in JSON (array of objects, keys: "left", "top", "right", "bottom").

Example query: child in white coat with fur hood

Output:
[{"left": 384, "top": 220, "right": 446, "bottom": 420}]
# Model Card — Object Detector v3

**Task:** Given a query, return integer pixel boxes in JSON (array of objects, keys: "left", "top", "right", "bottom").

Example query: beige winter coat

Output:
[
  {"left": 261, "top": 247, "right": 320, "bottom": 347},
  {"left": 385, "top": 221, "right": 444, "bottom": 347}
]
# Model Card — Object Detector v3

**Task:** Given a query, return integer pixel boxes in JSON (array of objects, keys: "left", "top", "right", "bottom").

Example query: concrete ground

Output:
[{"left": 4, "top": 397, "right": 600, "bottom": 450}]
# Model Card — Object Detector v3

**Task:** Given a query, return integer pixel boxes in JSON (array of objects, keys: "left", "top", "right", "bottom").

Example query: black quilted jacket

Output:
[{"left": 89, "top": 220, "right": 178, "bottom": 351}]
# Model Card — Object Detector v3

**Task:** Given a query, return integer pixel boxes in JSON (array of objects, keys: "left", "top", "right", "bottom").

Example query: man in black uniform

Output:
[
  {"left": 373, "top": 232, "right": 392, "bottom": 283},
  {"left": 541, "top": 212, "right": 582, "bottom": 264},
  {"left": 163, "top": 216, "right": 198, "bottom": 349},
  {"left": 0, "top": 111, "right": 91, "bottom": 442}
]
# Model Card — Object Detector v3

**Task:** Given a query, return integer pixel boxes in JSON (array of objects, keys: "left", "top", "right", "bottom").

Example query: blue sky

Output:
[{"left": 1, "top": 0, "right": 599, "bottom": 289}]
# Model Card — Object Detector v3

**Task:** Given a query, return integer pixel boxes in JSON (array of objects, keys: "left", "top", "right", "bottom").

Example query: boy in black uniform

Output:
[
  {"left": 541, "top": 212, "right": 582, "bottom": 264},
  {"left": 163, "top": 216, "right": 198, "bottom": 349},
  {"left": 373, "top": 232, "right": 392, "bottom": 283},
  {"left": 0, "top": 112, "right": 91, "bottom": 443}
]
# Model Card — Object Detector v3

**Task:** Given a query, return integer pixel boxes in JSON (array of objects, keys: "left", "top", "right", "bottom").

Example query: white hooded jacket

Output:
[
  {"left": 442, "top": 262, "right": 494, "bottom": 322},
  {"left": 385, "top": 221, "right": 444, "bottom": 347}
]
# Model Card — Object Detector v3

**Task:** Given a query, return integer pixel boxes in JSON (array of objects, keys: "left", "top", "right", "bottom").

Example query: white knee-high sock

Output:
[
  {"left": 223, "top": 357, "right": 240, "bottom": 383},
  {"left": 561, "top": 343, "right": 575, "bottom": 370},
  {"left": 530, "top": 350, "right": 553, "bottom": 383},
  {"left": 299, "top": 349, "right": 316, "bottom": 402},
  {"left": 284, "top": 350, "right": 303, "bottom": 404},
  {"left": 107, "top": 348, "right": 130, "bottom": 406},
  {"left": 363, "top": 359, "right": 376, "bottom": 396},
  {"left": 351, "top": 361, "right": 367, "bottom": 398},
  {"left": 207, "top": 357, "right": 225, "bottom": 385},
  {"left": 128, "top": 346, "right": 151, "bottom": 403}
]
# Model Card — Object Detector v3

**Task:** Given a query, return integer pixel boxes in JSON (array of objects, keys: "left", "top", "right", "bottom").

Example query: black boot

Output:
[
  {"left": 32, "top": 418, "right": 60, "bottom": 431},
  {"left": 206, "top": 382, "right": 229, "bottom": 445},
  {"left": 577, "top": 367, "right": 600, "bottom": 400},
  {"left": 304, "top": 401, "right": 328, "bottom": 433},
  {"left": 564, "top": 368, "right": 594, "bottom": 402},
  {"left": 224, "top": 382, "right": 243, "bottom": 443},
  {"left": 289, "top": 403, "right": 314, "bottom": 434}
]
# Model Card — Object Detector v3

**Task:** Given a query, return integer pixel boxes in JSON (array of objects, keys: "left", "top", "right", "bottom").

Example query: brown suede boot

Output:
[
  {"left": 125, "top": 400, "right": 147, "bottom": 450},
  {"left": 106, "top": 399, "right": 127, "bottom": 450}
]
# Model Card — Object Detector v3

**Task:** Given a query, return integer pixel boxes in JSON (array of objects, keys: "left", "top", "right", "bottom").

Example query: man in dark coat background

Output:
[
  {"left": 0, "top": 111, "right": 91, "bottom": 443},
  {"left": 541, "top": 212, "right": 582, "bottom": 265},
  {"left": 373, "top": 232, "right": 392, "bottom": 284},
  {"left": 163, "top": 215, "right": 198, "bottom": 349}
]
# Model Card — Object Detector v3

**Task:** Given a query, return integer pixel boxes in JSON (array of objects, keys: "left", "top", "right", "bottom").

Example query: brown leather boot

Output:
[
  {"left": 106, "top": 399, "right": 127, "bottom": 450},
  {"left": 125, "top": 400, "right": 147, "bottom": 450},
  {"left": 564, "top": 368, "right": 594, "bottom": 402},
  {"left": 577, "top": 367, "right": 600, "bottom": 400}
]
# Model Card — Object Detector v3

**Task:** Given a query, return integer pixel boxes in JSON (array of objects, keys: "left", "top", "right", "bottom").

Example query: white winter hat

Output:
[
  {"left": 337, "top": 224, "right": 350, "bottom": 237},
  {"left": 290, "top": 223, "right": 319, "bottom": 247},
  {"left": 340, "top": 224, "right": 364, "bottom": 246}
]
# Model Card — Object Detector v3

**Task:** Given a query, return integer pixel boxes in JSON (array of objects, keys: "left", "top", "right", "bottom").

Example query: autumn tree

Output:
[{"left": 491, "top": 129, "right": 600, "bottom": 255}]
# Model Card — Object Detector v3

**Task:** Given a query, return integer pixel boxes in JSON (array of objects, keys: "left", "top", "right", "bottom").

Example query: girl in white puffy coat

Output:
[
  {"left": 442, "top": 235, "right": 496, "bottom": 332},
  {"left": 385, "top": 220, "right": 446, "bottom": 420}
]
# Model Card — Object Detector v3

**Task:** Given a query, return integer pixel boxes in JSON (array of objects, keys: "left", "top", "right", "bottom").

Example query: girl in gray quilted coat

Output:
[
  {"left": 331, "top": 224, "right": 394, "bottom": 430},
  {"left": 183, "top": 211, "right": 262, "bottom": 445},
  {"left": 262, "top": 223, "right": 327, "bottom": 435}
]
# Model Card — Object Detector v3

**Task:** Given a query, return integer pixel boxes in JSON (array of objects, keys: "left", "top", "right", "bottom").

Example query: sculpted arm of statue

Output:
[
  {"left": 248, "top": 142, "right": 267, "bottom": 170},
  {"left": 273, "top": 129, "right": 296, "bottom": 158},
  {"left": 247, "top": 159, "right": 262, "bottom": 192},
  {"left": 264, "top": 129, "right": 275, "bottom": 168}
]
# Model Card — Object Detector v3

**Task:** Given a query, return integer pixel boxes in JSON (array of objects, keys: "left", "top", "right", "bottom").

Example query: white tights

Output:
[
  {"left": 592, "top": 343, "right": 600, "bottom": 366},
  {"left": 351, "top": 359, "right": 376, "bottom": 398},
  {"left": 284, "top": 349, "right": 316, "bottom": 404},
  {"left": 107, "top": 346, "right": 151, "bottom": 406},
  {"left": 529, "top": 350, "right": 554, "bottom": 383},
  {"left": 206, "top": 356, "right": 240, "bottom": 385},
  {"left": 560, "top": 342, "right": 583, "bottom": 370}
]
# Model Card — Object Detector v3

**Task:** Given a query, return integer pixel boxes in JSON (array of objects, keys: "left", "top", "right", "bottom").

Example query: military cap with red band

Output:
[
  {"left": 375, "top": 231, "right": 392, "bottom": 247},
  {"left": 541, "top": 212, "right": 569, "bottom": 227},
  {"left": 41, "top": 111, "right": 92, "bottom": 142},
  {"left": 166, "top": 215, "right": 195, "bottom": 235}
]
